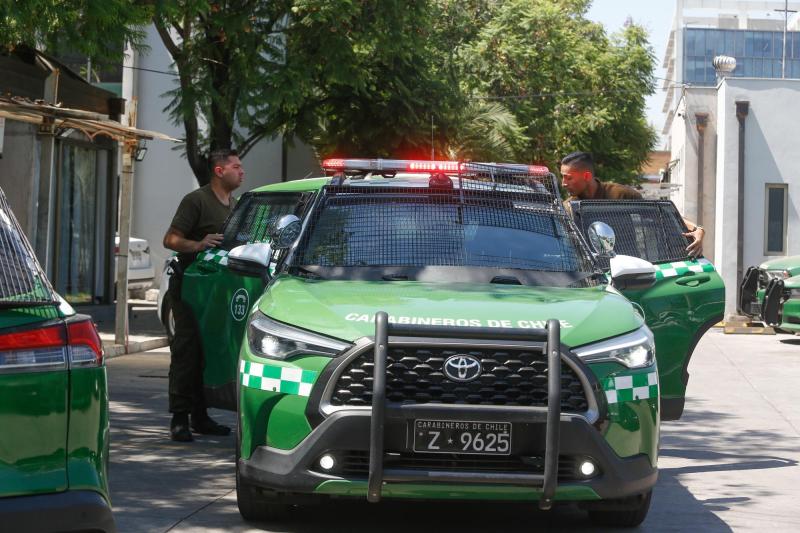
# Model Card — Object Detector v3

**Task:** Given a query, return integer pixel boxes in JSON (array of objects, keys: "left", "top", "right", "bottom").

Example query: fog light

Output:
[
  {"left": 318, "top": 454, "right": 336, "bottom": 471},
  {"left": 579, "top": 459, "right": 596, "bottom": 477}
]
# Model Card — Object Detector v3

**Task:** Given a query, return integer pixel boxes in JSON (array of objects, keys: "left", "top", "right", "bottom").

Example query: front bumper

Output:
[
  {"left": 239, "top": 408, "right": 657, "bottom": 502},
  {"left": 239, "top": 317, "right": 657, "bottom": 505},
  {"left": 0, "top": 490, "right": 115, "bottom": 533}
]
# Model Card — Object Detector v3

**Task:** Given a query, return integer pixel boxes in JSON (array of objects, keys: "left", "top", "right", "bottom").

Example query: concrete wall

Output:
[
  {"left": 668, "top": 87, "right": 720, "bottom": 262},
  {"left": 0, "top": 120, "right": 38, "bottom": 239},
  {"left": 127, "top": 26, "right": 321, "bottom": 284},
  {"left": 715, "top": 78, "right": 800, "bottom": 316}
]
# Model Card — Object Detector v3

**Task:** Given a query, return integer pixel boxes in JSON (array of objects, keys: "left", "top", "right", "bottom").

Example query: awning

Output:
[{"left": 0, "top": 96, "right": 180, "bottom": 143}]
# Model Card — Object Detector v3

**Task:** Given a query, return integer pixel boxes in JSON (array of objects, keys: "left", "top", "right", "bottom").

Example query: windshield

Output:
[
  {"left": 290, "top": 186, "right": 599, "bottom": 286},
  {"left": 0, "top": 188, "right": 59, "bottom": 307}
]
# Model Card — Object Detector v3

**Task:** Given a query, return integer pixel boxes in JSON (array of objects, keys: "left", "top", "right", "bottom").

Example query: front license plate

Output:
[{"left": 413, "top": 419, "right": 512, "bottom": 455}]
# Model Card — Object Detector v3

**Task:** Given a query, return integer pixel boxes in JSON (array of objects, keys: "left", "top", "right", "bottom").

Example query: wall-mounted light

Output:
[{"left": 134, "top": 139, "right": 148, "bottom": 161}]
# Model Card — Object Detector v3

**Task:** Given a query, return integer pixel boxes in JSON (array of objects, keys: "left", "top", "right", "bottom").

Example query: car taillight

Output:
[
  {"left": 67, "top": 318, "right": 104, "bottom": 367},
  {"left": 0, "top": 324, "right": 67, "bottom": 372}
]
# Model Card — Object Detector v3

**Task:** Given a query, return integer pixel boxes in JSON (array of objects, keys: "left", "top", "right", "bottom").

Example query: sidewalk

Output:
[{"left": 74, "top": 300, "right": 169, "bottom": 357}]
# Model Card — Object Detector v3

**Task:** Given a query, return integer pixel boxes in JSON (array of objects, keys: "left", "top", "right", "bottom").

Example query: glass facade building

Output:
[{"left": 683, "top": 28, "right": 800, "bottom": 84}]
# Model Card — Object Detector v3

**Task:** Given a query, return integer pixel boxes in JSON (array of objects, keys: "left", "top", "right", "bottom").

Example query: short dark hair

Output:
[
  {"left": 209, "top": 148, "right": 239, "bottom": 171},
  {"left": 560, "top": 151, "right": 594, "bottom": 173}
]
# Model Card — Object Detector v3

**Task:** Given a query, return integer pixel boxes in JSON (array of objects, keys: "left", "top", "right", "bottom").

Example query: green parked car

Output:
[
  {"left": 180, "top": 160, "right": 723, "bottom": 527},
  {"left": 739, "top": 255, "right": 800, "bottom": 333},
  {"left": 0, "top": 189, "right": 113, "bottom": 532}
]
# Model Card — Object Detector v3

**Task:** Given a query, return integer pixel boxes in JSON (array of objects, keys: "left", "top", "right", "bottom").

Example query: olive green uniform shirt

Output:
[
  {"left": 564, "top": 178, "right": 642, "bottom": 212},
  {"left": 169, "top": 184, "right": 236, "bottom": 268}
]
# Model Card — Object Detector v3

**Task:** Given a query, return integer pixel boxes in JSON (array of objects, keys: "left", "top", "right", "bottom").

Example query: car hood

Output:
[
  {"left": 257, "top": 276, "right": 643, "bottom": 348},
  {"left": 783, "top": 274, "right": 800, "bottom": 290},
  {"left": 759, "top": 254, "right": 800, "bottom": 275}
]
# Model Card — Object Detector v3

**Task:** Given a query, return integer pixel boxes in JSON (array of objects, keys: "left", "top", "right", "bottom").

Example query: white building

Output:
[
  {"left": 124, "top": 26, "right": 321, "bottom": 285},
  {"left": 663, "top": 0, "right": 800, "bottom": 318}
]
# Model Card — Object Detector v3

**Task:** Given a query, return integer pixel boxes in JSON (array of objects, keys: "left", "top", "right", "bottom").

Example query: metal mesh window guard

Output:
[
  {"left": 570, "top": 200, "right": 690, "bottom": 269},
  {"left": 292, "top": 168, "right": 596, "bottom": 278},
  {"left": 0, "top": 188, "right": 58, "bottom": 307},
  {"left": 221, "top": 192, "right": 305, "bottom": 250}
]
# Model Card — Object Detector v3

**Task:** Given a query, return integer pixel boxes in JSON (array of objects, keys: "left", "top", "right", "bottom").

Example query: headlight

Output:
[
  {"left": 766, "top": 269, "right": 791, "bottom": 281},
  {"left": 248, "top": 311, "right": 351, "bottom": 360},
  {"left": 572, "top": 327, "right": 655, "bottom": 369}
]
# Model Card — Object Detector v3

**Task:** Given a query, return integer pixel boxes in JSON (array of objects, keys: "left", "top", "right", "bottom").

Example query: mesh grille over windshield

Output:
[
  {"left": 0, "top": 188, "right": 58, "bottom": 306},
  {"left": 221, "top": 192, "right": 304, "bottom": 250},
  {"left": 291, "top": 165, "right": 596, "bottom": 275},
  {"left": 571, "top": 200, "right": 690, "bottom": 269}
]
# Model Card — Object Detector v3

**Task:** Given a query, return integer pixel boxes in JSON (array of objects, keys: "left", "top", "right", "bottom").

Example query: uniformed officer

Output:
[
  {"left": 162, "top": 149, "right": 245, "bottom": 442},
  {"left": 560, "top": 151, "right": 705, "bottom": 257}
]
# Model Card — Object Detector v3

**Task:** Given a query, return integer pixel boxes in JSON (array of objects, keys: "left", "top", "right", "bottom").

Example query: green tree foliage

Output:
[
  {"left": 151, "top": 0, "right": 297, "bottom": 184},
  {"left": 2, "top": 0, "right": 656, "bottom": 182},
  {"left": 0, "top": 1, "right": 149, "bottom": 63},
  {"left": 458, "top": 0, "right": 657, "bottom": 181},
  {"left": 156, "top": 0, "right": 457, "bottom": 182},
  {"left": 273, "top": 0, "right": 450, "bottom": 160}
]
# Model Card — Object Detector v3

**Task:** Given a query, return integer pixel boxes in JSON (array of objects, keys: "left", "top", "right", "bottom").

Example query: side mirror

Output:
[
  {"left": 610, "top": 255, "right": 656, "bottom": 291},
  {"left": 586, "top": 221, "right": 616, "bottom": 258},
  {"left": 269, "top": 214, "right": 302, "bottom": 250},
  {"left": 228, "top": 243, "right": 273, "bottom": 278}
]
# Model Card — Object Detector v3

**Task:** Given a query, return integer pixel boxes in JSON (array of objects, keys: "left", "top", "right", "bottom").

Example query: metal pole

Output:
[
  {"left": 784, "top": 0, "right": 788, "bottom": 79},
  {"left": 115, "top": 142, "right": 135, "bottom": 348},
  {"left": 367, "top": 311, "right": 388, "bottom": 503},
  {"left": 775, "top": 1, "right": 797, "bottom": 79}
]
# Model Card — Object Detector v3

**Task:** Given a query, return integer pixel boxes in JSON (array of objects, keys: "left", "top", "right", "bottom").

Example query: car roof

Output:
[{"left": 249, "top": 174, "right": 554, "bottom": 196}]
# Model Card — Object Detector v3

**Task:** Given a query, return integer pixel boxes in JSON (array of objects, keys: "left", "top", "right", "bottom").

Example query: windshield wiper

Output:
[
  {"left": 382, "top": 274, "right": 409, "bottom": 281},
  {"left": 294, "top": 266, "right": 325, "bottom": 280}
]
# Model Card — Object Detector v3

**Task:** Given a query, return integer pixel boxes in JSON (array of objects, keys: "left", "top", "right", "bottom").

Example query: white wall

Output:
[
  {"left": 668, "top": 87, "right": 718, "bottom": 262},
  {"left": 715, "top": 78, "right": 800, "bottom": 316},
  {"left": 126, "top": 25, "right": 321, "bottom": 284}
]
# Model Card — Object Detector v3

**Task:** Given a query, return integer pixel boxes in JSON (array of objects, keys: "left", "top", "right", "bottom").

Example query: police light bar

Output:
[
  {"left": 321, "top": 158, "right": 461, "bottom": 173},
  {"left": 321, "top": 158, "right": 550, "bottom": 175}
]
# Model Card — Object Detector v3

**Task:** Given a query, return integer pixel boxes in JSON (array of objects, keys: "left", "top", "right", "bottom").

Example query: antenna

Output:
[{"left": 431, "top": 114, "right": 434, "bottom": 160}]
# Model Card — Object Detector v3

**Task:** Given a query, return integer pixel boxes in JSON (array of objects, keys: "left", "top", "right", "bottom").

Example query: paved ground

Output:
[{"left": 106, "top": 330, "right": 800, "bottom": 532}]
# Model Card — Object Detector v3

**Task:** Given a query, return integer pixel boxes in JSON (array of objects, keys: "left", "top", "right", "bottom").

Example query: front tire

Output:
[{"left": 587, "top": 490, "right": 652, "bottom": 528}]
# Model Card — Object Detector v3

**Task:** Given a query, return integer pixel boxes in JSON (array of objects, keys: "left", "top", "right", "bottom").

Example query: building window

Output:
[
  {"left": 683, "top": 28, "right": 800, "bottom": 85},
  {"left": 764, "top": 184, "right": 788, "bottom": 255}
]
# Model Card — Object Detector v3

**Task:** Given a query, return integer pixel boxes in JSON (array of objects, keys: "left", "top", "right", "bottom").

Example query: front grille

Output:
[
  {"left": 329, "top": 346, "right": 589, "bottom": 412},
  {"left": 749, "top": 301, "right": 762, "bottom": 316},
  {"left": 334, "top": 450, "right": 579, "bottom": 481}
]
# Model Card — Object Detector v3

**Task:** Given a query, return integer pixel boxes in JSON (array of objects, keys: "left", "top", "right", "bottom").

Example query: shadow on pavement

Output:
[
  {"left": 107, "top": 351, "right": 238, "bottom": 533},
  {"left": 108, "top": 356, "right": 795, "bottom": 533}
]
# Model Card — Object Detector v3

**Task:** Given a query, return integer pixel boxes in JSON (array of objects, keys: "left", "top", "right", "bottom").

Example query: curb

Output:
[{"left": 103, "top": 337, "right": 169, "bottom": 359}]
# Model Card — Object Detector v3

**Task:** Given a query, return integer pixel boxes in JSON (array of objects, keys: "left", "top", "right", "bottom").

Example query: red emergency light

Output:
[{"left": 320, "top": 158, "right": 551, "bottom": 177}]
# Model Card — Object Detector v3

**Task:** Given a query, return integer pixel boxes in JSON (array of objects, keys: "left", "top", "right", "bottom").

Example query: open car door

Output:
[
  {"left": 182, "top": 191, "right": 312, "bottom": 410},
  {"left": 571, "top": 200, "right": 724, "bottom": 420}
]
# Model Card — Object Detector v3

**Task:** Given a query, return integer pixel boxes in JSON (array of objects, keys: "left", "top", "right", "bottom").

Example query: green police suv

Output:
[
  {"left": 740, "top": 255, "right": 800, "bottom": 333},
  {"left": 180, "top": 159, "right": 724, "bottom": 527},
  {"left": 0, "top": 188, "right": 113, "bottom": 532}
]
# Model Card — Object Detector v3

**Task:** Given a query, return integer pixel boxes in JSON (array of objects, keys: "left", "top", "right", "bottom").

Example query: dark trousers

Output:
[{"left": 167, "top": 275, "right": 206, "bottom": 415}]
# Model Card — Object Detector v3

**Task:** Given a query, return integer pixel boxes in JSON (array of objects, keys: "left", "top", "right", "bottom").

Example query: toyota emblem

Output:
[{"left": 443, "top": 354, "right": 482, "bottom": 382}]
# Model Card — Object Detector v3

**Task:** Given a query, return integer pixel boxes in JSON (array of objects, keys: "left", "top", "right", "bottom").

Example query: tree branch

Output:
[{"left": 153, "top": 18, "right": 181, "bottom": 60}]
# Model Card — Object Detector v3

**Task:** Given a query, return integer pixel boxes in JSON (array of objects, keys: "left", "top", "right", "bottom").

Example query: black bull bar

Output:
[{"left": 366, "top": 311, "right": 563, "bottom": 510}]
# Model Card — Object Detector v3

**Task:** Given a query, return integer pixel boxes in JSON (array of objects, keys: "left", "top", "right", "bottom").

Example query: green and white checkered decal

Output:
[
  {"left": 603, "top": 371, "right": 658, "bottom": 404},
  {"left": 240, "top": 360, "right": 317, "bottom": 396},
  {"left": 653, "top": 258, "right": 715, "bottom": 280},
  {"left": 199, "top": 248, "right": 229, "bottom": 266}
]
